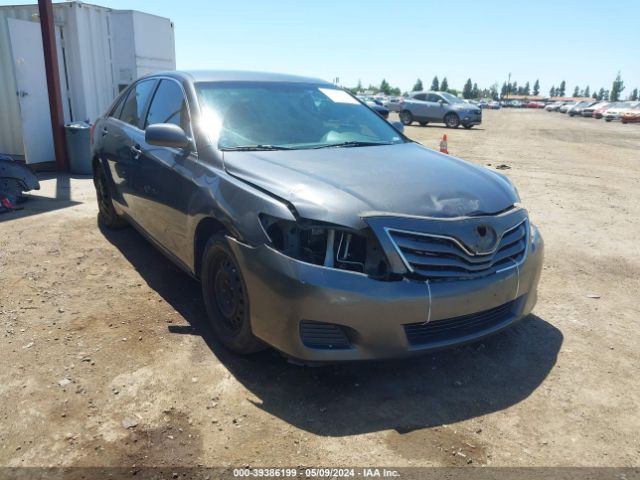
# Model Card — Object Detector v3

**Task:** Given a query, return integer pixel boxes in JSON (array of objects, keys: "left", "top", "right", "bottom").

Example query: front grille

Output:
[
  {"left": 404, "top": 300, "right": 517, "bottom": 346},
  {"left": 300, "top": 321, "right": 351, "bottom": 350},
  {"left": 387, "top": 220, "right": 527, "bottom": 281}
]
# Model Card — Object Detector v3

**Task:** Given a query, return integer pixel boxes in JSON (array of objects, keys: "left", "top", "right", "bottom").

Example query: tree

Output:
[
  {"left": 533, "top": 79, "right": 540, "bottom": 96},
  {"left": 490, "top": 83, "right": 499, "bottom": 100},
  {"left": 501, "top": 82, "right": 508, "bottom": 98},
  {"left": 379, "top": 79, "right": 391, "bottom": 95},
  {"left": 462, "top": 78, "right": 473, "bottom": 99},
  {"left": 549, "top": 86, "right": 556, "bottom": 97},
  {"left": 440, "top": 77, "right": 449, "bottom": 92},
  {"left": 524, "top": 81, "right": 531, "bottom": 96},
  {"left": 630, "top": 88, "right": 639, "bottom": 101},
  {"left": 592, "top": 92, "right": 599, "bottom": 101},
  {"left": 610, "top": 71, "right": 625, "bottom": 101},
  {"left": 412, "top": 78, "right": 423, "bottom": 92},
  {"left": 584, "top": 86, "right": 590, "bottom": 97},
  {"left": 558, "top": 80, "right": 566, "bottom": 97},
  {"left": 430, "top": 76, "right": 439, "bottom": 91},
  {"left": 572, "top": 86, "right": 580, "bottom": 97},
  {"left": 472, "top": 83, "right": 480, "bottom": 99},
  {"left": 598, "top": 88, "right": 605, "bottom": 100}
]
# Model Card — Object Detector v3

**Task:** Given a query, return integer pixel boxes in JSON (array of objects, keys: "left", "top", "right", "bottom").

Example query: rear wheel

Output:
[
  {"left": 94, "top": 163, "right": 127, "bottom": 228},
  {"left": 444, "top": 113, "right": 460, "bottom": 128},
  {"left": 201, "top": 235, "right": 265, "bottom": 354},
  {"left": 399, "top": 110, "right": 413, "bottom": 126}
]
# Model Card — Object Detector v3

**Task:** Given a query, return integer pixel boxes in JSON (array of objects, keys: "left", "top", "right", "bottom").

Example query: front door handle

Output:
[{"left": 130, "top": 144, "right": 142, "bottom": 159}]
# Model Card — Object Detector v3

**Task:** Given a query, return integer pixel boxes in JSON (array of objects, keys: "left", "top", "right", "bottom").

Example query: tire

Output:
[
  {"left": 444, "top": 113, "right": 460, "bottom": 128},
  {"left": 399, "top": 110, "right": 413, "bottom": 126},
  {"left": 201, "top": 234, "right": 265, "bottom": 354},
  {"left": 94, "top": 163, "right": 127, "bottom": 229},
  {"left": 419, "top": 121, "right": 428, "bottom": 126},
  {"left": 463, "top": 124, "right": 474, "bottom": 129},
  {"left": 605, "top": 118, "right": 612, "bottom": 122}
]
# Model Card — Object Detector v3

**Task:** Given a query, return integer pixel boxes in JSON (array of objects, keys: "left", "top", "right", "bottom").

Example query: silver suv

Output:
[{"left": 399, "top": 91, "right": 482, "bottom": 129}]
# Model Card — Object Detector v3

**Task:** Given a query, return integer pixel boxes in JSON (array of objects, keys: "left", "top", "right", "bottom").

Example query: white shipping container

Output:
[{"left": 0, "top": 1, "right": 175, "bottom": 164}]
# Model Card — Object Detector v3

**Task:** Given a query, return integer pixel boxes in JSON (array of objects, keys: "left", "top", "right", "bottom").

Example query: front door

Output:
[{"left": 7, "top": 18, "right": 55, "bottom": 165}]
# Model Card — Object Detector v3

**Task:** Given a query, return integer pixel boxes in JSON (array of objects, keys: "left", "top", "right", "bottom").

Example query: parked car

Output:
[
  {"left": 581, "top": 101, "right": 609, "bottom": 117},
  {"left": 383, "top": 97, "right": 403, "bottom": 112},
  {"left": 621, "top": 107, "right": 640, "bottom": 124},
  {"left": 603, "top": 102, "right": 640, "bottom": 122},
  {"left": 363, "top": 99, "right": 389, "bottom": 119},
  {"left": 545, "top": 102, "right": 565, "bottom": 112},
  {"left": 91, "top": 70, "right": 543, "bottom": 362},
  {"left": 567, "top": 101, "right": 595, "bottom": 117},
  {"left": 399, "top": 91, "right": 482, "bottom": 128},
  {"left": 558, "top": 102, "right": 577, "bottom": 113},
  {"left": 593, "top": 102, "right": 619, "bottom": 119},
  {"left": 487, "top": 100, "right": 501, "bottom": 110},
  {"left": 526, "top": 101, "right": 545, "bottom": 109}
]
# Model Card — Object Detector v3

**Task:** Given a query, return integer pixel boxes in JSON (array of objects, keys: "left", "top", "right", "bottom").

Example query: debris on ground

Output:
[
  {"left": 0, "top": 154, "right": 40, "bottom": 214},
  {"left": 495, "top": 164, "right": 511, "bottom": 170},
  {"left": 586, "top": 294, "right": 601, "bottom": 299}
]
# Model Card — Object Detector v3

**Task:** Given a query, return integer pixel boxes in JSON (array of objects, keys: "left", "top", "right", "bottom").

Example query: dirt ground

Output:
[{"left": 1, "top": 109, "right": 639, "bottom": 469}]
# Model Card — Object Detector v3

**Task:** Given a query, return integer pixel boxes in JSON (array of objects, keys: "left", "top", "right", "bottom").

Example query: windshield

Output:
[
  {"left": 440, "top": 92, "right": 464, "bottom": 104},
  {"left": 195, "top": 81, "right": 405, "bottom": 150}
]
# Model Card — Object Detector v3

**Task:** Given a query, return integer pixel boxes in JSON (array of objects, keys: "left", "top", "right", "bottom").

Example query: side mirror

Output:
[
  {"left": 438, "top": 99, "right": 445, "bottom": 106},
  {"left": 391, "top": 121, "right": 404, "bottom": 133},
  {"left": 145, "top": 123, "right": 190, "bottom": 149}
]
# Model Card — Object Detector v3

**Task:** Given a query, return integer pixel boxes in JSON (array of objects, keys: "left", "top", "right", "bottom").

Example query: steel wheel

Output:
[
  {"left": 399, "top": 110, "right": 413, "bottom": 126},
  {"left": 201, "top": 235, "right": 265, "bottom": 354},
  {"left": 444, "top": 113, "right": 460, "bottom": 128},
  {"left": 212, "top": 254, "right": 245, "bottom": 335},
  {"left": 94, "top": 164, "right": 127, "bottom": 228}
]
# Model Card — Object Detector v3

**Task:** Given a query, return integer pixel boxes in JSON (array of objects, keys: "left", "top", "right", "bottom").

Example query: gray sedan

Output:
[{"left": 91, "top": 70, "right": 542, "bottom": 362}]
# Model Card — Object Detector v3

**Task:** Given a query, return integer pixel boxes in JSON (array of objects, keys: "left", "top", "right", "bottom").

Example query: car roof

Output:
[{"left": 144, "top": 70, "right": 332, "bottom": 85}]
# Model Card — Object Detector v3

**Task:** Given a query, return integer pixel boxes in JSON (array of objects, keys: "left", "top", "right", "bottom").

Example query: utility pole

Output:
[
  {"left": 507, "top": 72, "right": 511, "bottom": 100},
  {"left": 38, "top": 0, "right": 67, "bottom": 170}
]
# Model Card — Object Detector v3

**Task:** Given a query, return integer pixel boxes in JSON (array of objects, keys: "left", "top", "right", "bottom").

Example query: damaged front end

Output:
[
  {"left": 0, "top": 155, "right": 40, "bottom": 212},
  {"left": 258, "top": 214, "right": 400, "bottom": 281}
]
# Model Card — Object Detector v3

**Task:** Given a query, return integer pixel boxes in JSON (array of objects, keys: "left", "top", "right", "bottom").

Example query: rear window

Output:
[{"left": 118, "top": 79, "right": 156, "bottom": 128}]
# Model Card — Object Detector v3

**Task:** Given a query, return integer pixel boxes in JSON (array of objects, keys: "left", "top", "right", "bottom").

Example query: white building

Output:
[{"left": 0, "top": 1, "right": 175, "bottom": 166}]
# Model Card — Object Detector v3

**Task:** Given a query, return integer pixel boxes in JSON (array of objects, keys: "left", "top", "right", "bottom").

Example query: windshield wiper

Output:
[
  {"left": 221, "top": 144, "right": 293, "bottom": 151},
  {"left": 311, "top": 141, "right": 394, "bottom": 149}
]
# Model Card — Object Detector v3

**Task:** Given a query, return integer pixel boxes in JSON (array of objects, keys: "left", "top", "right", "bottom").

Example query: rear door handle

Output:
[{"left": 130, "top": 144, "right": 142, "bottom": 159}]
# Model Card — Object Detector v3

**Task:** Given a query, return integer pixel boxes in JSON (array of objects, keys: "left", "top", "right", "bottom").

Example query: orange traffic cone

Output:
[{"left": 439, "top": 134, "right": 449, "bottom": 154}]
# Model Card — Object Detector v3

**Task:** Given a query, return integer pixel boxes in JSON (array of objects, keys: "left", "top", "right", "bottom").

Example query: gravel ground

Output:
[{"left": 1, "top": 109, "right": 639, "bottom": 469}]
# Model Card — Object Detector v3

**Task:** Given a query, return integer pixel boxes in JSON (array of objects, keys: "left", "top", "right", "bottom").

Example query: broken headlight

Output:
[{"left": 259, "top": 214, "right": 394, "bottom": 279}]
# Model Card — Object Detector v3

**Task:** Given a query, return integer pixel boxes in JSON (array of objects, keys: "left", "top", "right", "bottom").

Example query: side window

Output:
[
  {"left": 118, "top": 80, "right": 156, "bottom": 128},
  {"left": 145, "top": 80, "right": 190, "bottom": 132},
  {"left": 426, "top": 94, "right": 441, "bottom": 102},
  {"left": 413, "top": 93, "right": 426, "bottom": 101}
]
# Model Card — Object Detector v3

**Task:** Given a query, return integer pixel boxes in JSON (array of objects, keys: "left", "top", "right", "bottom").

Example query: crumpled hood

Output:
[{"left": 223, "top": 142, "right": 518, "bottom": 229}]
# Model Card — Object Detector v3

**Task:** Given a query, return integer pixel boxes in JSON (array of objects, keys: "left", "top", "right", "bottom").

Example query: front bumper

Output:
[
  {"left": 228, "top": 227, "right": 544, "bottom": 362},
  {"left": 461, "top": 112, "right": 482, "bottom": 126}
]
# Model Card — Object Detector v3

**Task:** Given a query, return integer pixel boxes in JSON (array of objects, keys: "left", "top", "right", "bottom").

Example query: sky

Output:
[{"left": 3, "top": 0, "right": 639, "bottom": 95}]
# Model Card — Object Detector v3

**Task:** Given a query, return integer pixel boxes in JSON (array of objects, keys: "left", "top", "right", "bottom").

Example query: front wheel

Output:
[
  {"left": 444, "top": 113, "right": 460, "bottom": 128},
  {"left": 399, "top": 110, "right": 413, "bottom": 126},
  {"left": 201, "top": 235, "right": 265, "bottom": 354}
]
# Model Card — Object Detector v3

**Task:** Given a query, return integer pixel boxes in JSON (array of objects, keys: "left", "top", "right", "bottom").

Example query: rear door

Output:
[
  {"left": 134, "top": 78, "right": 199, "bottom": 257},
  {"left": 425, "top": 93, "right": 445, "bottom": 121},
  {"left": 103, "top": 79, "right": 157, "bottom": 216},
  {"left": 409, "top": 93, "right": 428, "bottom": 118}
]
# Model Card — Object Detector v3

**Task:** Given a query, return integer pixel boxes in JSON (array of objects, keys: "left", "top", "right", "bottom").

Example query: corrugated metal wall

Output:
[
  {"left": 0, "top": 6, "right": 39, "bottom": 156},
  {"left": 0, "top": 2, "right": 175, "bottom": 159}
]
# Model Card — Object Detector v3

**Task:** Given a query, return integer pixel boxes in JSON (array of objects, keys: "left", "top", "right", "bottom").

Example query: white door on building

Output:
[{"left": 7, "top": 17, "right": 55, "bottom": 165}]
